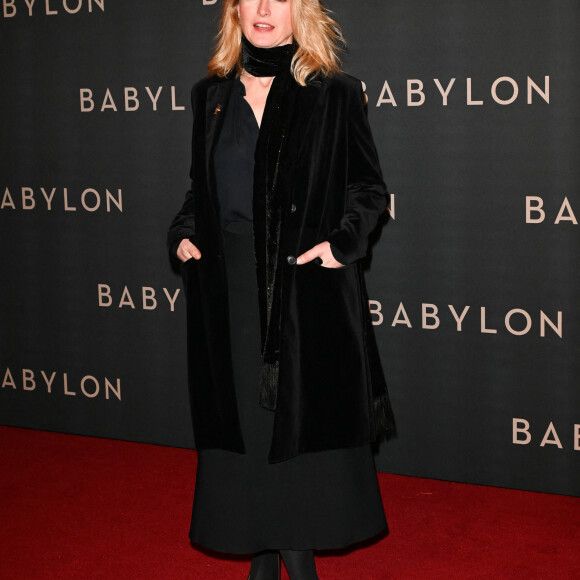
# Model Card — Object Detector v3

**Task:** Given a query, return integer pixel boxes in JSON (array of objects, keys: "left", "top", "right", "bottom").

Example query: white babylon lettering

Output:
[
  {"left": 1, "top": 186, "right": 123, "bottom": 212},
  {"left": 1, "top": 368, "right": 121, "bottom": 401},
  {"left": 512, "top": 419, "right": 580, "bottom": 451},
  {"left": 387, "top": 193, "right": 395, "bottom": 220},
  {"left": 368, "top": 301, "right": 563, "bottom": 338},
  {"left": 375, "top": 76, "right": 550, "bottom": 107},
  {"left": 80, "top": 86, "right": 185, "bottom": 112},
  {"left": 98, "top": 284, "right": 181, "bottom": 312},
  {"left": 526, "top": 196, "right": 578, "bottom": 225},
  {"left": 2, "top": 0, "right": 104, "bottom": 18}
]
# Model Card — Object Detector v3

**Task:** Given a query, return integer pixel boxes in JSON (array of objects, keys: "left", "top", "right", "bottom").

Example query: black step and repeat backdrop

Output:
[{"left": 1, "top": 0, "right": 578, "bottom": 496}]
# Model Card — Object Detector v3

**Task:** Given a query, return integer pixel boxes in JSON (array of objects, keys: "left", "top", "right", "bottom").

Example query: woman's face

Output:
[{"left": 237, "top": 0, "right": 294, "bottom": 49}]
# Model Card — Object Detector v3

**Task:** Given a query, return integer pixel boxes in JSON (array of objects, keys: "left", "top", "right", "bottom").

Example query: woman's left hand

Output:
[{"left": 296, "top": 241, "right": 345, "bottom": 268}]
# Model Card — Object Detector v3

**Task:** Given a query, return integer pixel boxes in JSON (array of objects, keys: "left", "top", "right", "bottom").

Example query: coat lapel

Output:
[
  {"left": 281, "top": 80, "right": 322, "bottom": 174},
  {"left": 205, "top": 77, "right": 236, "bottom": 198}
]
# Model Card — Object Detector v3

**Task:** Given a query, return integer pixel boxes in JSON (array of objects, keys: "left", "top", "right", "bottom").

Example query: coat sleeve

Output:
[
  {"left": 326, "top": 81, "right": 388, "bottom": 265},
  {"left": 167, "top": 84, "right": 201, "bottom": 261}
]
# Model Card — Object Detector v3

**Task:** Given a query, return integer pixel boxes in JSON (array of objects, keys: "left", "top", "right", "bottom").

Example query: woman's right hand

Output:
[{"left": 177, "top": 238, "right": 202, "bottom": 262}]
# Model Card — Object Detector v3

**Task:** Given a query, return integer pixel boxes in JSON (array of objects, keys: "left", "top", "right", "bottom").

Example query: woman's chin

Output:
[
  {"left": 247, "top": 37, "right": 276, "bottom": 49},
  {"left": 245, "top": 31, "right": 292, "bottom": 49}
]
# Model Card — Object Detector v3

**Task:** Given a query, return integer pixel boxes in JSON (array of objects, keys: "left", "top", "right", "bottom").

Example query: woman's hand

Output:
[
  {"left": 177, "top": 238, "right": 202, "bottom": 262},
  {"left": 296, "top": 241, "right": 345, "bottom": 268}
]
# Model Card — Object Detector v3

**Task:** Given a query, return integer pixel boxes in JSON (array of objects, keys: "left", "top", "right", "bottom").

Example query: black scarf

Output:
[
  {"left": 241, "top": 34, "right": 295, "bottom": 78},
  {"left": 246, "top": 41, "right": 298, "bottom": 411}
]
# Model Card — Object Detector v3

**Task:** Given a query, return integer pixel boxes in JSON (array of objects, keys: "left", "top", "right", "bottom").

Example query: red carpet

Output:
[{"left": 1, "top": 426, "right": 578, "bottom": 579}]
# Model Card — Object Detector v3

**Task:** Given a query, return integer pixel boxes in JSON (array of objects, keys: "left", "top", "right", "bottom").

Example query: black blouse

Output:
[{"left": 213, "top": 78, "right": 258, "bottom": 227}]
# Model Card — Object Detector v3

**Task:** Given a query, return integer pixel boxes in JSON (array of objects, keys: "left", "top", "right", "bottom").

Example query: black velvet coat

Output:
[{"left": 168, "top": 69, "right": 396, "bottom": 463}]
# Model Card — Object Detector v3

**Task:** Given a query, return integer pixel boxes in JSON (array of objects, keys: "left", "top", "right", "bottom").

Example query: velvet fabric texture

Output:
[
  {"left": 241, "top": 34, "right": 295, "bottom": 78},
  {"left": 168, "top": 70, "right": 396, "bottom": 463},
  {"left": 252, "top": 70, "right": 297, "bottom": 411}
]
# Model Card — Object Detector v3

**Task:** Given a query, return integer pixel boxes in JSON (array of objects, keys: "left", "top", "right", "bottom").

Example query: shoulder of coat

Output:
[
  {"left": 316, "top": 72, "right": 365, "bottom": 100},
  {"left": 191, "top": 74, "right": 229, "bottom": 96}
]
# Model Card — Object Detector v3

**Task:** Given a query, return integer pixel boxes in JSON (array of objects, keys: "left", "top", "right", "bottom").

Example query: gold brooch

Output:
[{"left": 213, "top": 104, "right": 222, "bottom": 115}]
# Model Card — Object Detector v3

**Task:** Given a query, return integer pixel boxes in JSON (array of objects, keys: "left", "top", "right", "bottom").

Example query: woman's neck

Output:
[
  {"left": 239, "top": 71, "right": 274, "bottom": 129},
  {"left": 241, "top": 70, "right": 274, "bottom": 88}
]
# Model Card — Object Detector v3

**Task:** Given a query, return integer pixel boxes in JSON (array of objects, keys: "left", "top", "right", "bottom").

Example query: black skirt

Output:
[{"left": 189, "top": 221, "right": 388, "bottom": 554}]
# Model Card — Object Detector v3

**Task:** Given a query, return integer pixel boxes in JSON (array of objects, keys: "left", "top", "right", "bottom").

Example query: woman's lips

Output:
[{"left": 254, "top": 22, "right": 274, "bottom": 31}]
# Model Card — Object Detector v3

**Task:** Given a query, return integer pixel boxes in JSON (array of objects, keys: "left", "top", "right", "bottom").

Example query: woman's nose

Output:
[{"left": 257, "top": 0, "right": 270, "bottom": 17}]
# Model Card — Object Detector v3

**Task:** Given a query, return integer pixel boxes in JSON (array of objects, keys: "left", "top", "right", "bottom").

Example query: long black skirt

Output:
[{"left": 189, "top": 221, "right": 388, "bottom": 554}]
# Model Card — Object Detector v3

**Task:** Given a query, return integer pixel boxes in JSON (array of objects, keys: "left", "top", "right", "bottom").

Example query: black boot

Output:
[
  {"left": 247, "top": 550, "right": 281, "bottom": 580},
  {"left": 279, "top": 549, "right": 319, "bottom": 580}
]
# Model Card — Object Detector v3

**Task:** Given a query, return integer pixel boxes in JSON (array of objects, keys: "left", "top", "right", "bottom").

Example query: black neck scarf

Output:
[
  {"left": 241, "top": 34, "right": 296, "bottom": 77},
  {"left": 242, "top": 35, "right": 298, "bottom": 410},
  {"left": 253, "top": 71, "right": 294, "bottom": 412},
  {"left": 242, "top": 38, "right": 298, "bottom": 411}
]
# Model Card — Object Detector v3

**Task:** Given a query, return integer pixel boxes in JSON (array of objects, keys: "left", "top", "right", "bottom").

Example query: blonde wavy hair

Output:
[{"left": 208, "top": 0, "right": 345, "bottom": 86}]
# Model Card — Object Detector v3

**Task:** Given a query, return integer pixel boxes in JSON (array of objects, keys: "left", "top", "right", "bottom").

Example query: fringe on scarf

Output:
[
  {"left": 259, "top": 360, "right": 279, "bottom": 411},
  {"left": 373, "top": 389, "right": 397, "bottom": 441}
]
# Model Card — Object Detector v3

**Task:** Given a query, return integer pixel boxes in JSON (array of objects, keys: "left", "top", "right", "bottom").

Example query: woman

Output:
[{"left": 167, "top": 1, "right": 396, "bottom": 578}]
